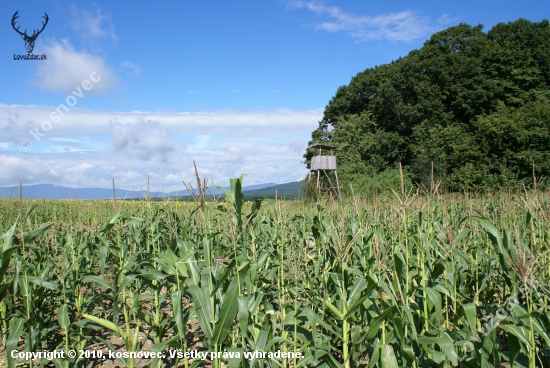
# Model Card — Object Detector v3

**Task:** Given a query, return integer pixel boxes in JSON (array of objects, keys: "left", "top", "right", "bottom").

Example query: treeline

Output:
[{"left": 305, "top": 19, "right": 550, "bottom": 192}]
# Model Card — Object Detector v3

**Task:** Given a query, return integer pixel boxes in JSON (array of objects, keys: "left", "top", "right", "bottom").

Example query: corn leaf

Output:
[
  {"left": 210, "top": 275, "right": 240, "bottom": 346},
  {"left": 7, "top": 317, "right": 26, "bottom": 368}
]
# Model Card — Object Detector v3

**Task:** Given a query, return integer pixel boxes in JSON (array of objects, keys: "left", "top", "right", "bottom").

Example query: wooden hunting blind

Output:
[{"left": 308, "top": 143, "right": 341, "bottom": 200}]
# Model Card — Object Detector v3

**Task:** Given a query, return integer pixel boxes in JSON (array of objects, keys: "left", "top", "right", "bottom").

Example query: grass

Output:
[{"left": 0, "top": 179, "right": 549, "bottom": 367}]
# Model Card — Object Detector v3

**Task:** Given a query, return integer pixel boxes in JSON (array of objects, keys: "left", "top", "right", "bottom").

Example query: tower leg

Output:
[
  {"left": 322, "top": 170, "right": 339, "bottom": 199},
  {"left": 316, "top": 169, "right": 320, "bottom": 190},
  {"left": 334, "top": 170, "right": 341, "bottom": 200},
  {"left": 316, "top": 170, "right": 320, "bottom": 201}
]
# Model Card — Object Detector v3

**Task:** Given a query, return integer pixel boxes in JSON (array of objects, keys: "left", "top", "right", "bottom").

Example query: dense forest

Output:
[{"left": 305, "top": 19, "right": 550, "bottom": 192}]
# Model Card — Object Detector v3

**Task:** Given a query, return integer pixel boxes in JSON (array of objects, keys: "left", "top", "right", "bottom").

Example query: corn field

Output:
[{"left": 0, "top": 177, "right": 549, "bottom": 367}]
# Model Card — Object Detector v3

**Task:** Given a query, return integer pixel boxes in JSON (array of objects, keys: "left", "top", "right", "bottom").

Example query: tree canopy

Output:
[{"left": 305, "top": 19, "right": 550, "bottom": 192}]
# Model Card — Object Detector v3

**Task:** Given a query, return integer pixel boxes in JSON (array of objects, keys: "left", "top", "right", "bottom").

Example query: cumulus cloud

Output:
[
  {"left": 33, "top": 39, "right": 118, "bottom": 93},
  {"left": 438, "top": 14, "right": 458, "bottom": 25},
  {"left": 0, "top": 105, "right": 321, "bottom": 190},
  {"left": 112, "top": 169, "right": 143, "bottom": 183},
  {"left": 288, "top": 137, "right": 308, "bottom": 154},
  {"left": 0, "top": 139, "right": 312, "bottom": 191},
  {"left": 0, "top": 104, "right": 322, "bottom": 139},
  {"left": 290, "top": 1, "right": 433, "bottom": 42},
  {"left": 70, "top": 5, "right": 117, "bottom": 43},
  {"left": 122, "top": 61, "right": 142, "bottom": 75},
  {"left": 0, "top": 154, "right": 145, "bottom": 189},
  {"left": 0, "top": 155, "right": 62, "bottom": 184},
  {"left": 221, "top": 147, "right": 245, "bottom": 163},
  {"left": 110, "top": 120, "right": 176, "bottom": 161}
]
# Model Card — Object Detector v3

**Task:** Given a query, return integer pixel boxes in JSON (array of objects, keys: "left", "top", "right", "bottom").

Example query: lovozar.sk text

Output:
[{"left": 13, "top": 54, "right": 47, "bottom": 60}]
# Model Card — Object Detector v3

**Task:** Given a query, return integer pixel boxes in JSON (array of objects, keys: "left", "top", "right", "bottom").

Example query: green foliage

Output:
[
  {"left": 345, "top": 166, "right": 413, "bottom": 196},
  {"left": 305, "top": 19, "right": 550, "bottom": 192}
]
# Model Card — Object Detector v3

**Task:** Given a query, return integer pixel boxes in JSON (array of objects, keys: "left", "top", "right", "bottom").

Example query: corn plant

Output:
[{"left": 1, "top": 182, "right": 549, "bottom": 367}]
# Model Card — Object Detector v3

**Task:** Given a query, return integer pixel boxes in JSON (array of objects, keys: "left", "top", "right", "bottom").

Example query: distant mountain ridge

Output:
[
  {"left": 0, "top": 182, "right": 281, "bottom": 200},
  {"left": 234, "top": 181, "right": 303, "bottom": 200}
]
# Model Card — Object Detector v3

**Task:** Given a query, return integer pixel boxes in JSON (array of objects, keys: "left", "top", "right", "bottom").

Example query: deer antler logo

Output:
[{"left": 12, "top": 11, "right": 49, "bottom": 54}]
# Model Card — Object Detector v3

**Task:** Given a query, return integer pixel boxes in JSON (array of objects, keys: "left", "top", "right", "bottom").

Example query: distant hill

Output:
[
  {"left": 240, "top": 181, "right": 303, "bottom": 200},
  {"left": 0, "top": 182, "right": 280, "bottom": 200},
  {"left": 0, "top": 184, "right": 134, "bottom": 200},
  {"left": 160, "top": 181, "right": 304, "bottom": 201}
]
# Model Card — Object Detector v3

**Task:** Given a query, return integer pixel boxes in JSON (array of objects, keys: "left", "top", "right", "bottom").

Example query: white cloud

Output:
[
  {"left": 221, "top": 147, "right": 245, "bottom": 163},
  {"left": 0, "top": 104, "right": 322, "bottom": 139},
  {"left": 112, "top": 169, "right": 143, "bottom": 184},
  {"left": 0, "top": 105, "right": 321, "bottom": 190},
  {"left": 0, "top": 155, "right": 62, "bottom": 184},
  {"left": 0, "top": 141, "right": 312, "bottom": 191},
  {"left": 438, "top": 14, "right": 458, "bottom": 25},
  {"left": 70, "top": 5, "right": 117, "bottom": 43},
  {"left": 288, "top": 137, "right": 308, "bottom": 154},
  {"left": 110, "top": 120, "right": 176, "bottom": 162},
  {"left": 290, "top": 1, "right": 433, "bottom": 42},
  {"left": 33, "top": 39, "right": 118, "bottom": 94},
  {"left": 121, "top": 61, "right": 142, "bottom": 75}
]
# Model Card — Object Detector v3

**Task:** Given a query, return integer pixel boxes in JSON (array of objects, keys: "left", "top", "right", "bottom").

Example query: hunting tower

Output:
[{"left": 308, "top": 143, "right": 341, "bottom": 200}]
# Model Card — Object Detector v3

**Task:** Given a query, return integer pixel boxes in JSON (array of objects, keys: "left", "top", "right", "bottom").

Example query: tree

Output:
[{"left": 305, "top": 19, "right": 550, "bottom": 192}]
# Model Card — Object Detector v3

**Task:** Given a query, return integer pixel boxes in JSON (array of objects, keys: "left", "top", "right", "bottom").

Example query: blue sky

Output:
[{"left": 0, "top": 0, "right": 547, "bottom": 191}]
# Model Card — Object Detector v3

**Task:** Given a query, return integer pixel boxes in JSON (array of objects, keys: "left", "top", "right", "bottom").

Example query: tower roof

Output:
[{"left": 308, "top": 143, "right": 336, "bottom": 150}]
